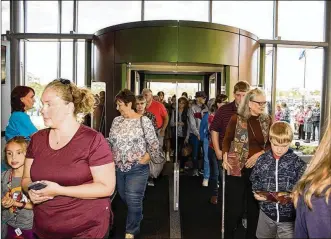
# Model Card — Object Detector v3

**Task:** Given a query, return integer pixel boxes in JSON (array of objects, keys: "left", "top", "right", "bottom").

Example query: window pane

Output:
[
  {"left": 279, "top": 1, "right": 325, "bottom": 41},
  {"left": 26, "top": 1, "right": 58, "bottom": 33},
  {"left": 62, "top": 1, "right": 73, "bottom": 33},
  {"left": 145, "top": 1, "right": 208, "bottom": 22},
  {"left": 2, "top": 1, "right": 10, "bottom": 34},
  {"left": 212, "top": 1, "right": 273, "bottom": 39},
  {"left": 60, "top": 41, "right": 73, "bottom": 81},
  {"left": 25, "top": 42, "right": 58, "bottom": 129},
  {"left": 276, "top": 48, "right": 323, "bottom": 144},
  {"left": 77, "top": 42, "right": 85, "bottom": 87},
  {"left": 78, "top": 1, "right": 141, "bottom": 34}
]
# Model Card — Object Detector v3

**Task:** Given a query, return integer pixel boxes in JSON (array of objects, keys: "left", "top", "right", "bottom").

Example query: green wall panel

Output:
[
  {"left": 178, "top": 27, "right": 239, "bottom": 66},
  {"left": 115, "top": 27, "right": 178, "bottom": 63}
]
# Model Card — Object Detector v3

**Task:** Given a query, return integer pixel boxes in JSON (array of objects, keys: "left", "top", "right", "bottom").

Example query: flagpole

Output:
[{"left": 302, "top": 52, "right": 307, "bottom": 107}]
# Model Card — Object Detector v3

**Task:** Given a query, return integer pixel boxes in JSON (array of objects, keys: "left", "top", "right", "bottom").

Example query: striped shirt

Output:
[{"left": 209, "top": 101, "right": 237, "bottom": 150}]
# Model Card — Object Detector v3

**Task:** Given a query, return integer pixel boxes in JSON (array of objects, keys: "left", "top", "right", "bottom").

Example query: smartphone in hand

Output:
[{"left": 28, "top": 182, "right": 47, "bottom": 191}]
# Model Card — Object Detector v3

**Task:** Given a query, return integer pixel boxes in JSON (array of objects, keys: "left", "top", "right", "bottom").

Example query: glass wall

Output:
[
  {"left": 212, "top": 1, "right": 274, "bottom": 39},
  {"left": 1, "top": 1, "right": 10, "bottom": 34},
  {"left": 145, "top": 1, "right": 209, "bottom": 22},
  {"left": 78, "top": 1, "right": 141, "bottom": 33},
  {"left": 26, "top": 1, "right": 59, "bottom": 33},
  {"left": 274, "top": 48, "right": 323, "bottom": 143},
  {"left": 279, "top": 1, "right": 325, "bottom": 41},
  {"left": 25, "top": 42, "right": 58, "bottom": 129},
  {"left": 60, "top": 41, "right": 73, "bottom": 80}
]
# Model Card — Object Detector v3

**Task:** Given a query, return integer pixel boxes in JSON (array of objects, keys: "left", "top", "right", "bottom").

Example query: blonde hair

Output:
[
  {"left": 237, "top": 88, "right": 266, "bottom": 120},
  {"left": 44, "top": 79, "right": 95, "bottom": 118},
  {"left": 269, "top": 121, "right": 293, "bottom": 144},
  {"left": 292, "top": 120, "right": 331, "bottom": 210}
]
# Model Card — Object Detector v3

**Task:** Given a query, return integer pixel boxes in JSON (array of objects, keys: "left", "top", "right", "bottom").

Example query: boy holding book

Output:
[{"left": 250, "top": 121, "right": 306, "bottom": 238}]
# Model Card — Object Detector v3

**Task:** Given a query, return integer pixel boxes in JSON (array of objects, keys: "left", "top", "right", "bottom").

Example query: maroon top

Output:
[
  {"left": 26, "top": 125, "right": 113, "bottom": 239},
  {"left": 209, "top": 101, "right": 237, "bottom": 150}
]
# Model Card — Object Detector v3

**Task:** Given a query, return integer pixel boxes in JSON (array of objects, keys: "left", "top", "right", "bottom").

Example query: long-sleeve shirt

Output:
[
  {"left": 250, "top": 149, "right": 306, "bottom": 222},
  {"left": 295, "top": 189, "right": 331, "bottom": 238},
  {"left": 188, "top": 103, "right": 208, "bottom": 137},
  {"left": 170, "top": 109, "right": 189, "bottom": 139},
  {"left": 222, "top": 114, "right": 271, "bottom": 158},
  {"left": 109, "top": 116, "right": 161, "bottom": 172},
  {"left": 210, "top": 101, "right": 237, "bottom": 150}
]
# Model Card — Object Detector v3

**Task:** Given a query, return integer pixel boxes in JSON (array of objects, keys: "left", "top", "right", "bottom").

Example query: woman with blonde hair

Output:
[
  {"left": 222, "top": 88, "right": 272, "bottom": 239},
  {"left": 293, "top": 121, "right": 331, "bottom": 238},
  {"left": 21, "top": 79, "right": 115, "bottom": 238}
]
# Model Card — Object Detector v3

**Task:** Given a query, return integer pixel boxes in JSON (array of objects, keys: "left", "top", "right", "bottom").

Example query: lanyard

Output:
[{"left": 6, "top": 170, "right": 23, "bottom": 215}]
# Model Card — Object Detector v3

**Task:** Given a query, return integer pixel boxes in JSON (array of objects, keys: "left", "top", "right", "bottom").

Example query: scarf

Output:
[{"left": 228, "top": 114, "right": 271, "bottom": 176}]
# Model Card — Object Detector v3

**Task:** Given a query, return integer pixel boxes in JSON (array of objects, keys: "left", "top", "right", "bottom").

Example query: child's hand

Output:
[
  {"left": 1, "top": 193, "right": 15, "bottom": 208},
  {"left": 254, "top": 192, "right": 267, "bottom": 201}
]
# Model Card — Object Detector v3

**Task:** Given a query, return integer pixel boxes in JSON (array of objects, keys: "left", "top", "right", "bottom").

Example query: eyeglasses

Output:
[
  {"left": 250, "top": 100, "right": 267, "bottom": 106},
  {"left": 59, "top": 78, "right": 71, "bottom": 85}
]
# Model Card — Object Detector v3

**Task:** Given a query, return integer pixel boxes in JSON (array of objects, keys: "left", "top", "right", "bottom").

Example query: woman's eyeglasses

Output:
[{"left": 250, "top": 100, "right": 267, "bottom": 106}]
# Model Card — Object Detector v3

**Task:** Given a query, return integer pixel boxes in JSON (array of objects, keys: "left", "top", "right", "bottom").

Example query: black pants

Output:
[
  {"left": 171, "top": 135, "right": 188, "bottom": 168},
  {"left": 298, "top": 124, "right": 305, "bottom": 140},
  {"left": 224, "top": 168, "right": 259, "bottom": 239}
]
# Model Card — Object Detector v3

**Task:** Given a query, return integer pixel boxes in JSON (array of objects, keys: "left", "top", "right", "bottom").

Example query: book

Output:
[{"left": 256, "top": 191, "right": 292, "bottom": 205}]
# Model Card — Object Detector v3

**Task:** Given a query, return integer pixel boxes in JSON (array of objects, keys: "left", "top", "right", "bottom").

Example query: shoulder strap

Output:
[{"left": 140, "top": 116, "right": 146, "bottom": 138}]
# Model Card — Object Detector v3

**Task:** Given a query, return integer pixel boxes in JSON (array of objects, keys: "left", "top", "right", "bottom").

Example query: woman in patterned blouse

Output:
[{"left": 108, "top": 89, "right": 161, "bottom": 239}]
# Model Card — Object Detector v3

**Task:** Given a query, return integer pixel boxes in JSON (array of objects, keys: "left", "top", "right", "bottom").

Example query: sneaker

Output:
[
  {"left": 192, "top": 169, "right": 199, "bottom": 176},
  {"left": 125, "top": 233, "right": 134, "bottom": 239},
  {"left": 202, "top": 179, "right": 209, "bottom": 187},
  {"left": 166, "top": 153, "right": 171, "bottom": 162},
  {"left": 210, "top": 196, "right": 218, "bottom": 205},
  {"left": 242, "top": 218, "right": 247, "bottom": 229},
  {"left": 147, "top": 179, "right": 155, "bottom": 187}
]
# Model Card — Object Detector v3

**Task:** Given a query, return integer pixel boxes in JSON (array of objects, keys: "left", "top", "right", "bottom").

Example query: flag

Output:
[{"left": 299, "top": 50, "right": 306, "bottom": 60}]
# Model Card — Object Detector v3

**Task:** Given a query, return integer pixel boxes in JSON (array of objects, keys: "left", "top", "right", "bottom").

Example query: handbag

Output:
[
  {"left": 140, "top": 117, "right": 166, "bottom": 178},
  {"left": 181, "top": 143, "right": 192, "bottom": 157}
]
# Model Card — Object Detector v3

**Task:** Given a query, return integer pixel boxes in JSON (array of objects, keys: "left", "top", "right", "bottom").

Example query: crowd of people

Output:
[
  {"left": 275, "top": 101, "right": 321, "bottom": 143},
  {"left": 1, "top": 79, "right": 330, "bottom": 239}
]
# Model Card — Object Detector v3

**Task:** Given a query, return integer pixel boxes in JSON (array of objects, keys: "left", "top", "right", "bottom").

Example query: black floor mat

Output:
[
  {"left": 179, "top": 175, "right": 222, "bottom": 239},
  {"left": 179, "top": 175, "right": 245, "bottom": 239},
  {"left": 110, "top": 176, "right": 170, "bottom": 239}
]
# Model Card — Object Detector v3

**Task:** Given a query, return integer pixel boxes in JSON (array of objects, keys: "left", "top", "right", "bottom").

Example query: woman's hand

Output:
[
  {"left": 29, "top": 180, "right": 62, "bottom": 204},
  {"left": 245, "top": 151, "right": 263, "bottom": 168},
  {"left": 28, "top": 189, "right": 54, "bottom": 205},
  {"left": 138, "top": 152, "right": 151, "bottom": 165},
  {"left": 222, "top": 152, "right": 232, "bottom": 171},
  {"left": 1, "top": 193, "right": 15, "bottom": 208},
  {"left": 253, "top": 192, "right": 267, "bottom": 201}
]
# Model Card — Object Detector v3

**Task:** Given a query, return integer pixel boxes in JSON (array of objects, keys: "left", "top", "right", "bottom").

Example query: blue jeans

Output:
[
  {"left": 209, "top": 148, "right": 222, "bottom": 196},
  {"left": 116, "top": 163, "right": 149, "bottom": 235},
  {"left": 202, "top": 138, "right": 210, "bottom": 179},
  {"left": 189, "top": 133, "right": 201, "bottom": 170}
]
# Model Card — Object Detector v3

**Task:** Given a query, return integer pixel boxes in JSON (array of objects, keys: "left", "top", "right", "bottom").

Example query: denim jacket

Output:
[{"left": 250, "top": 149, "right": 306, "bottom": 222}]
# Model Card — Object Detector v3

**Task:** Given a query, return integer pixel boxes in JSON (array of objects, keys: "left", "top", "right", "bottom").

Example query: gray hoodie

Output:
[{"left": 188, "top": 103, "right": 208, "bottom": 137}]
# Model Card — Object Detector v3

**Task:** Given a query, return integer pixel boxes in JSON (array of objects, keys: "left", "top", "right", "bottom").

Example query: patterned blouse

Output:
[{"left": 108, "top": 116, "right": 160, "bottom": 172}]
